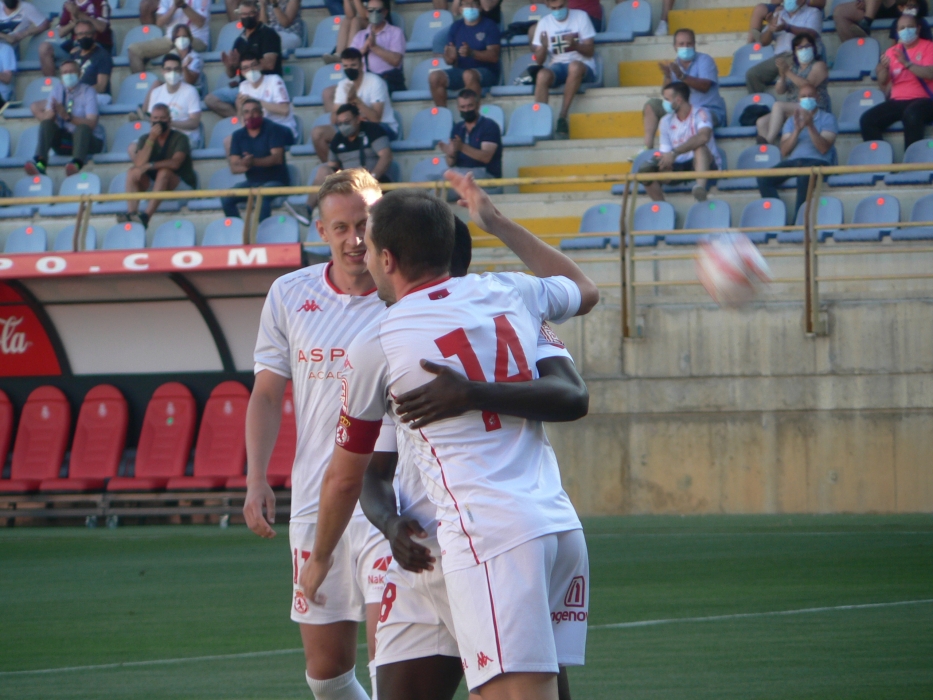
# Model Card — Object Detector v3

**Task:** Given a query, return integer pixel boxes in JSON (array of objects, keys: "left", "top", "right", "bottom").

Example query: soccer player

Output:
[
  {"left": 243, "top": 168, "right": 395, "bottom": 700},
  {"left": 300, "top": 171, "right": 598, "bottom": 700}
]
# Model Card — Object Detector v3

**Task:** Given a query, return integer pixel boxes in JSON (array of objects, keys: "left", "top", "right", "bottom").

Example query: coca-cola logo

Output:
[{"left": 0, "top": 316, "right": 32, "bottom": 355}]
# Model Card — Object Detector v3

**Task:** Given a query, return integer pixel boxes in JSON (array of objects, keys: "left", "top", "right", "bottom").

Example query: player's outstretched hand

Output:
[
  {"left": 243, "top": 481, "right": 277, "bottom": 539},
  {"left": 395, "top": 359, "right": 474, "bottom": 429},
  {"left": 444, "top": 169, "right": 501, "bottom": 235},
  {"left": 386, "top": 515, "right": 436, "bottom": 572},
  {"left": 299, "top": 553, "right": 333, "bottom": 606}
]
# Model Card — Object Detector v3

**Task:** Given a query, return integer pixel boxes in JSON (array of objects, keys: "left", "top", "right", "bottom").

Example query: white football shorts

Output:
[
  {"left": 444, "top": 528, "right": 589, "bottom": 691},
  {"left": 374, "top": 536, "right": 460, "bottom": 667},
  {"left": 289, "top": 515, "right": 392, "bottom": 625}
]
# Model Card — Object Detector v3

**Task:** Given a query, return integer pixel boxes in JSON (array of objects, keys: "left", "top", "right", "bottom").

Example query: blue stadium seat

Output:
[
  {"left": 257, "top": 214, "right": 300, "bottom": 243},
  {"left": 407, "top": 10, "right": 453, "bottom": 52},
  {"left": 392, "top": 57, "right": 451, "bottom": 102},
  {"left": 19, "top": 31, "right": 51, "bottom": 70},
  {"left": 506, "top": 4, "right": 549, "bottom": 46},
  {"left": 596, "top": 0, "right": 644, "bottom": 42},
  {"left": 4, "top": 77, "right": 60, "bottom": 119},
  {"left": 39, "top": 173, "right": 101, "bottom": 217},
  {"left": 884, "top": 139, "right": 933, "bottom": 185},
  {"left": 827, "top": 140, "right": 892, "bottom": 187},
  {"left": 53, "top": 224, "right": 97, "bottom": 252},
  {"left": 0, "top": 126, "right": 39, "bottom": 168},
  {"left": 0, "top": 126, "right": 10, "bottom": 159},
  {"left": 719, "top": 144, "right": 781, "bottom": 190},
  {"left": 189, "top": 167, "right": 242, "bottom": 210},
  {"left": 114, "top": 25, "right": 163, "bottom": 66},
  {"left": 781, "top": 195, "right": 843, "bottom": 243},
  {"left": 202, "top": 217, "right": 244, "bottom": 246},
  {"left": 3, "top": 224, "right": 47, "bottom": 254},
  {"left": 112, "top": 0, "right": 143, "bottom": 18},
  {"left": 739, "top": 198, "right": 785, "bottom": 244},
  {"left": 282, "top": 65, "right": 306, "bottom": 100},
  {"left": 715, "top": 93, "right": 775, "bottom": 138},
  {"left": 203, "top": 21, "right": 243, "bottom": 62},
  {"left": 100, "top": 71, "right": 160, "bottom": 114},
  {"left": 479, "top": 104, "right": 505, "bottom": 133},
  {"left": 837, "top": 89, "right": 888, "bottom": 133},
  {"left": 828, "top": 37, "right": 879, "bottom": 81},
  {"left": 411, "top": 156, "right": 449, "bottom": 182},
  {"left": 503, "top": 102, "right": 552, "bottom": 146},
  {"left": 672, "top": 200, "right": 731, "bottom": 246},
  {"left": 892, "top": 193, "right": 933, "bottom": 241},
  {"left": 720, "top": 43, "right": 775, "bottom": 87},
  {"left": 392, "top": 107, "right": 453, "bottom": 151},
  {"left": 92, "top": 172, "right": 184, "bottom": 215},
  {"left": 94, "top": 121, "right": 152, "bottom": 164},
  {"left": 193, "top": 116, "right": 242, "bottom": 159},
  {"left": 626, "top": 200, "right": 675, "bottom": 246},
  {"left": 294, "top": 63, "right": 346, "bottom": 106},
  {"left": 152, "top": 220, "right": 197, "bottom": 248},
  {"left": 304, "top": 216, "right": 330, "bottom": 256},
  {"left": 0, "top": 175, "right": 52, "bottom": 219},
  {"left": 294, "top": 15, "right": 344, "bottom": 58},
  {"left": 838, "top": 195, "right": 899, "bottom": 241},
  {"left": 490, "top": 54, "right": 537, "bottom": 97},
  {"left": 103, "top": 222, "right": 147, "bottom": 250}
]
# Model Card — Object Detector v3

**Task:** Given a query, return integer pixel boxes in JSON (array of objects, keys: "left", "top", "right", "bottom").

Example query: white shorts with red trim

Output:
[
  {"left": 374, "top": 537, "right": 460, "bottom": 667},
  {"left": 443, "top": 529, "right": 589, "bottom": 691},
  {"left": 289, "top": 515, "right": 392, "bottom": 625}
]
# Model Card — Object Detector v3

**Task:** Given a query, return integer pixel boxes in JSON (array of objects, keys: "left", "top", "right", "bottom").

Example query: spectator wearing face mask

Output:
[
  {"left": 259, "top": 0, "right": 304, "bottom": 52},
  {"left": 27, "top": 59, "right": 105, "bottom": 177},
  {"left": 747, "top": 0, "right": 825, "bottom": 44},
  {"left": 861, "top": 14, "right": 933, "bottom": 150},
  {"left": 39, "top": 0, "right": 113, "bottom": 78},
  {"left": 142, "top": 53, "right": 203, "bottom": 147},
  {"left": 430, "top": 0, "right": 501, "bottom": 108},
  {"left": 757, "top": 83, "right": 837, "bottom": 217},
  {"left": 169, "top": 24, "right": 203, "bottom": 87},
  {"left": 888, "top": 0, "right": 933, "bottom": 41},
  {"left": 235, "top": 51, "right": 298, "bottom": 140},
  {"left": 52, "top": 20, "right": 113, "bottom": 107},
  {"left": 746, "top": 0, "right": 822, "bottom": 94},
  {"left": 834, "top": 0, "right": 928, "bottom": 42},
  {"left": 0, "top": 0, "right": 49, "bottom": 48},
  {"left": 128, "top": 0, "right": 210, "bottom": 74},
  {"left": 438, "top": 88, "right": 501, "bottom": 180},
  {"left": 349, "top": 0, "right": 407, "bottom": 93}
]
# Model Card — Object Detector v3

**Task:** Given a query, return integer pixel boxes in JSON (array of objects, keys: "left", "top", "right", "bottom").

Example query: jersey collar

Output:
[
  {"left": 401, "top": 275, "right": 451, "bottom": 299},
  {"left": 322, "top": 261, "right": 378, "bottom": 297}
]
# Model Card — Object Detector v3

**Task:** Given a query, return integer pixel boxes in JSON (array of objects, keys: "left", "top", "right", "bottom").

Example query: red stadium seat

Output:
[
  {"left": 0, "top": 390, "right": 13, "bottom": 472},
  {"left": 167, "top": 381, "right": 249, "bottom": 490},
  {"left": 226, "top": 382, "right": 295, "bottom": 489},
  {"left": 40, "top": 385, "right": 128, "bottom": 492},
  {"left": 0, "top": 386, "right": 70, "bottom": 493},
  {"left": 107, "top": 382, "right": 196, "bottom": 491}
]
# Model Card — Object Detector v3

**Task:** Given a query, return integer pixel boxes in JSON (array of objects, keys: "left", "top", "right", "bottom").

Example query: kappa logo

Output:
[
  {"left": 565, "top": 575, "right": 586, "bottom": 608},
  {"left": 297, "top": 299, "right": 323, "bottom": 312},
  {"left": 476, "top": 652, "right": 494, "bottom": 670},
  {"left": 372, "top": 556, "right": 393, "bottom": 571},
  {"left": 294, "top": 591, "right": 309, "bottom": 614}
]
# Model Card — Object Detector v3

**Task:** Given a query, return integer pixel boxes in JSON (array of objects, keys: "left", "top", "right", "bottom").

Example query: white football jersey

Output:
[
  {"left": 338, "top": 273, "right": 583, "bottom": 573},
  {"left": 254, "top": 262, "right": 395, "bottom": 522}
]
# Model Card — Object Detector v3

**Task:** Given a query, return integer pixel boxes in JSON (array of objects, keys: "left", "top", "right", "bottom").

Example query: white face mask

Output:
[
  {"left": 164, "top": 70, "right": 182, "bottom": 86},
  {"left": 245, "top": 70, "right": 262, "bottom": 84},
  {"left": 174, "top": 36, "right": 191, "bottom": 51}
]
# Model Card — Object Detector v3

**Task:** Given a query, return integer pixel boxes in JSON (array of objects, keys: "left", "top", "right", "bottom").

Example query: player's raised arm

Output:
[{"left": 445, "top": 169, "right": 599, "bottom": 315}]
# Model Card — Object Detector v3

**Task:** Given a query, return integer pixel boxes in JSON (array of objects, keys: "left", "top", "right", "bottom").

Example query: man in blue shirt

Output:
[
  {"left": 439, "top": 89, "right": 502, "bottom": 180},
  {"left": 757, "top": 83, "right": 838, "bottom": 217},
  {"left": 429, "top": 0, "right": 501, "bottom": 108},
  {"left": 222, "top": 98, "right": 291, "bottom": 222}
]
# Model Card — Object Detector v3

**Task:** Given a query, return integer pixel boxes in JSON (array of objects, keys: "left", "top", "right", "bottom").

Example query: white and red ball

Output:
[{"left": 695, "top": 232, "right": 773, "bottom": 308}]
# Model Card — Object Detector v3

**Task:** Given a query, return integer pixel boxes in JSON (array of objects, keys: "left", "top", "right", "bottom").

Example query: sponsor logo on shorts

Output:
[
  {"left": 476, "top": 652, "right": 495, "bottom": 669},
  {"left": 564, "top": 575, "right": 586, "bottom": 608},
  {"left": 294, "top": 591, "right": 309, "bottom": 614},
  {"left": 551, "top": 610, "right": 588, "bottom": 624}
]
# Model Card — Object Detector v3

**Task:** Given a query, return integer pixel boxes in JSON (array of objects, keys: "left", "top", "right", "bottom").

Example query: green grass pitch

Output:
[{"left": 1, "top": 514, "right": 932, "bottom": 699}]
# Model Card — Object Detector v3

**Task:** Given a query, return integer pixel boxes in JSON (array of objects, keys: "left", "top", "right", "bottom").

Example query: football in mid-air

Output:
[{"left": 695, "top": 232, "right": 773, "bottom": 308}]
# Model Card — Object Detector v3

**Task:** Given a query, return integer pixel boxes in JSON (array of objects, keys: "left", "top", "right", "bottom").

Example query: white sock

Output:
[
  {"left": 368, "top": 660, "right": 378, "bottom": 700},
  {"left": 306, "top": 668, "right": 370, "bottom": 700}
]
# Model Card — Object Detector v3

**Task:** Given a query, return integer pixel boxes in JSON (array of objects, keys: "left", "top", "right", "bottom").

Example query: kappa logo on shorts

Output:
[
  {"left": 476, "top": 652, "right": 495, "bottom": 670},
  {"left": 294, "top": 591, "right": 309, "bottom": 614},
  {"left": 564, "top": 575, "right": 586, "bottom": 608}
]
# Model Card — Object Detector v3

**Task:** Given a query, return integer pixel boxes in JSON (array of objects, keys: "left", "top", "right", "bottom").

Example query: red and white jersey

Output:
[
  {"left": 254, "top": 262, "right": 395, "bottom": 522},
  {"left": 337, "top": 273, "right": 583, "bottom": 573}
]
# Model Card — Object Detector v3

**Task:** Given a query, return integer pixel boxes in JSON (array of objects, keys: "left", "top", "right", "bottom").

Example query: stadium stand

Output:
[
  {"left": 740, "top": 198, "right": 786, "bottom": 244},
  {"left": 103, "top": 71, "right": 161, "bottom": 114},
  {"left": 54, "top": 224, "right": 98, "bottom": 252},
  {"left": 38, "top": 173, "right": 102, "bottom": 218},
  {"left": 3, "top": 225, "right": 47, "bottom": 254},
  {"left": 883, "top": 140, "right": 933, "bottom": 185},
  {"left": 503, "top": 102, "right": 553, "bottom": 146},
  {"left": 629, "top": 200, "right": 675, "bottom": 247},
  {"left": 838, "top": 195, "right": 900, "bottom": 242},
  {"left": 202, "top": 217, "right": 245, "bottom": 246},
  {"left": 257, "top": 214, "right": 302, "bottom": 243},
  {"left": 392, "top": 106, "right": 453, "bottom": 150},
  {"left": 94, "top": 122, "right": 152, "bottom": 165},
  {"left": 719, "top": 43, "right": 775, "bottom": 87},
  {"left": 0, "top": 387, "right": 71, "bottom": 494},
  {"left": 102, "top": 222, "right": 147, "bottom": 250},
  {"left": 827, "top": 37, "right": 879, "bottom": 81},
  {"left": 717, "top": 145, "right": 781, "bottom": 190},
  {"left": 227, "top": 383, "right": 296, "bottom": 489},
  {"left": 152, "top": 220, "right": 198, "bottom": 248},
  {"left": 781, "top": 195, "right": 844, "bottom": 243},
  {"left": 892, "top": 194, "right": 933, "bottom": 240},
  {"left": 0, "top": 175, "right": 51, "bottom": 220}
]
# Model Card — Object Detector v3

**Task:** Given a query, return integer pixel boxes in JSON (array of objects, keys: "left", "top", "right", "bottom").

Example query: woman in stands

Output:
[
  {"left": 259, "top": 0, "right": 305, "bottom": 52},
  {"left": 887, "top": 0, "right": 933, "bottom": 40},
  {"left": 834, "top": 0, "right": 919, "bottom": 41},
  {"left": 756, "top": 32, "right": 829, "bottom": 144},
  {"left": 171, "top": 24, "right": 203, "bottom": 88}
]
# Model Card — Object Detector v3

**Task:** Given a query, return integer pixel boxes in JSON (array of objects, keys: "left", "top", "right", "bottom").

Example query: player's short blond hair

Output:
[{"left": 317, "top": 168, "right": 383, "bottom": 211}]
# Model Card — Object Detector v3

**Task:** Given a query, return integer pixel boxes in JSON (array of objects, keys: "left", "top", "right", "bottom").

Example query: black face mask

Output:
[
  {"left": 460, "top": 109, "right": 478, "bottom": 123},
  {"left": 241, "top": 15, "right": 258, "bottom": 29},
  {"left": 343, "top": 67, "right": 360, "bottom": 81},
  {"left": 2, "top": 0, "right": 17, "bottom": 9},
  {"left": 78, "top": 37, "right": 95, "bottom": 51}
]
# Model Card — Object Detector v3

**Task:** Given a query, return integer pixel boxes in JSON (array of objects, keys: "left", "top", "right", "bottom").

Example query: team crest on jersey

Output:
[
  {"left": 297, "top": 299, "right": 323, "bottom": 312},
  {"left": 476, "top": 652, "right": 495, "bottom": 669},
  {"left": 564, "top": 575, "right": 586, "bottom": 607},
  {"left": 336, "top": 424, "right": 349, "bottom": 447},
  {"left": 294, "top": 591, "right": 309, "bottom": 614},
  {"left": 540, "top": 322, "right": 566, "bottom": 349}
]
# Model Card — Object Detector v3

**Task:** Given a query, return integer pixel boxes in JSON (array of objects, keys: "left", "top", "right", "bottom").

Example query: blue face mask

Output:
[
  {"left": 552, "top": 6, "right": 569, "bottom": 21},
  {"left": 662, "top": 99, "right": 674, "bottom": 114},
  {"left": 795, "top": 46, "right": 814, "bottom": 64},
  {"left": 462, "top": 7, "right": 480, "bottom": 21},
  {"left": 784, "top": 0, "right": 799, "bottom": 12},
  {"left": 800, "top": 96, "right": 817, "bottom": 111},
  {"left": 676, "top": 46, "right": 695, "bottom": 61},
  {"left": 62, "top": 73, "right": 79, "bottom": 89},
  {"left": 899, "top": 26, "right": 918, "bottom": 43}
]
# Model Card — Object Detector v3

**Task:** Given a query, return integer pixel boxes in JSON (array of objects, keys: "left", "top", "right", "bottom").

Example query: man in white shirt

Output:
[
  {"left": 531, "top": 0, "right": 596, "bottom": 139},
  {"left": 129, "top": 0, "right": 210, "bottom": 73},
  {"left": 638, "top": 81, "right": 721, "bottom": 203},
  {"left": 312, "top": 47, "right": 399, "bottom": 162},
  {"left": 142, "top": 53, "right": 202, "bottom": 147},
  {"left": 0, "top": 0, "right": 48, "bottom": 48},
  {"left": 746, "top": 0, "right": 822, "bottom": 93},
  {"left": 236, "top": 50, "right": 298, "bottom": 140}
]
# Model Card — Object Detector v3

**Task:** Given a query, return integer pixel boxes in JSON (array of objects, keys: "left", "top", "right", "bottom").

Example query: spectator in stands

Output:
[
  {"left": 27, "top": 59, "right": 104, "bottom": 177},
  {"left": 757, "top": 83, "right": 837, "bottom": 216},
  {"left": 142, "top": 54, "right": 202, "bottom": 147},
  {"left": 169, "top": 24, "right": 203, "bottom": 87},
  {"left": 747, "top": 0, "right": 825, "bottom": 44},
  {"left": 532, "top": 0, "right": 597, "bottom": 140},
  {"left": 746, "top": 0, "right": 822, "bottom": 94},
  {"left": 129, "top": 0, "right": 210, "bottom": 74},
  {"left": 438, "top": 88, "right": 502, "bottom": 179},
  {"left": 39, "top": 0, "right": 113, "bottom": 77},
  {"left": 0, "top": 38, "right": 14, "bottom": 108},
  {"left": 311, "top": 48, "right": 398, "bottom": 162},
  {"left": 654, "top": 0, "right": 674, "bottom": 36},
  {"left": 349, "top": 0, "right": 407, "bottom": 94},
  {"left": 45, "top": 20, "right": 113, "bottom": 107},
  {"left": 640, "top": 29, "right": 726, "bottom": 157},
  {"left": 236, "top": 50, "right": 298, "bottom": 140},
  {"left": 860, "top": 14, "right": 933, "bottom": 149},
  {"left": 834, "top": 0, "right": 922, "bottom": 42},
  {"left": 223, "top": 98, "right": 292, "bottom": 222},
  {"left": 292, "top": 103, "right": 392, "bottom": 220},
  {"left": 887, "top": 0, "right": 933, "bottom": 41},
  {"left": 122, "top": 103, "right": 197, "bottom": 229},
  {"left": 452, "top": 0, "right": 503, "bottom": 25},
  {"left": 0, "top": 0, "right": 49, "bottom": 48},
  {"left": 205, "top": 0, "right": 283, "bottom": 118},
  {"left": 430, "top": 0, "right": 501, "bottom": 107},
  {"left": 260, "top": 0, "right": 304, "bottom": 52},
  {"left": 756, "top": 32, "right": 829, "bottom": 144},
  {"left": 638, "top": 81, "right": 720, "bottom": 202},
  {"left": 332, "top": 0, "right": 368, "bottom": 61}
]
